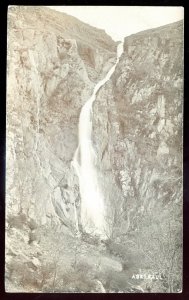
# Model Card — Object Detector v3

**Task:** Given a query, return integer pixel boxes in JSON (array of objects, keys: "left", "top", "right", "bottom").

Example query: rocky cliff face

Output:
[
  {"left": 93, "top": 20, "right": 183, "bottom": 291},
  {"left": 6, "top": 6, "right": 116, "bottom": 229},
  {"left": 6, "top": 6, "right": 183, "bottom": 293},
  {"left": 93, "top": 20, "right": 183, "bottom": 227}
]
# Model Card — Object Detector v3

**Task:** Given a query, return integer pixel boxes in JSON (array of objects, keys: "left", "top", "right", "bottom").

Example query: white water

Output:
[{"left": 72, "top": 42, "right": 124, "bottom": 237}]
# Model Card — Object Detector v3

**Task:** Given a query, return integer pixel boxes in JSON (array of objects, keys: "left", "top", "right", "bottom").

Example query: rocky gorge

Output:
[{"left": 6, "top": 6, "right": 183, "bottom": 293}]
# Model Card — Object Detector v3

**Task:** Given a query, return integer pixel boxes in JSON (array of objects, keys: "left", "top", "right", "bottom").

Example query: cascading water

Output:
[{"left": 72, "top": 42, "right": 124, "bottom": 238}]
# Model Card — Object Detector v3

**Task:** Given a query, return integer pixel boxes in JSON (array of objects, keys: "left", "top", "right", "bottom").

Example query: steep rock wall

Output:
[
  {"left": 93, "top": 21, "right": 183, "bottom": 267},
  {"left": 6, "top": 6, "right": 116, "bottom": 230}
]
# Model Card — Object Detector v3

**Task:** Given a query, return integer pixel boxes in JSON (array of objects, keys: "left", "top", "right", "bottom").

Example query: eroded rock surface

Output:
[
  {"left": 6, "top": 6, "right": 116, "bottom": 228},
  {"left": 6, "top": 6, "right": 117, "bottom": 292},
  {"left": 93, "top": 20, "right": 183, "bottom": 291}
]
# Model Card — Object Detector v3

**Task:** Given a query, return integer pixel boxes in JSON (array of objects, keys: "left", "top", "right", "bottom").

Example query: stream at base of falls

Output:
[{"left": 72, "top": 41, "right": 124, "bottom": 238}]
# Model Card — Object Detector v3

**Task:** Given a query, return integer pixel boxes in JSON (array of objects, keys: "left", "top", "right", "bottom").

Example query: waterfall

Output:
[{"left": 72, "top": 42, "right": 124, "bottom": 238}]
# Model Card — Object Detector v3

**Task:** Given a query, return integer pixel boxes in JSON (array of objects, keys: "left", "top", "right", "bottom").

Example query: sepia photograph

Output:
[{"left": 6, "top": 5, "right": 183, "bottom": 293}]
